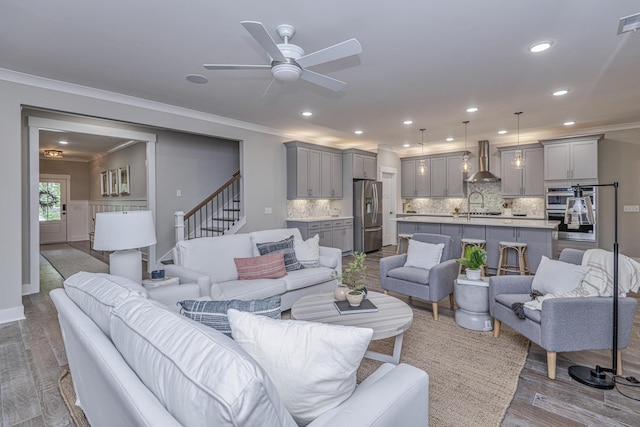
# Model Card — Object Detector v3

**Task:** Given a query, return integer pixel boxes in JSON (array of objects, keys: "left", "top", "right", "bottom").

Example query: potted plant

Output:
[
  {"left": 452, "top": 206, "right": 461, "bottom": 219},
  {"left": 456, "top": 245, "right": 487, "bottom": 280},
  {"left": 333, "top": 252, "right": 367, "bottom": 300}
]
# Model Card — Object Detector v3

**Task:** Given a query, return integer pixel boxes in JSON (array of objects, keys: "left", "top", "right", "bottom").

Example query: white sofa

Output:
[
  {"left": 51, "top": 272, "right": 430, "bottom": 427},
  {"left": 161, "top": 228, "right": 343, "bottom": 310}
]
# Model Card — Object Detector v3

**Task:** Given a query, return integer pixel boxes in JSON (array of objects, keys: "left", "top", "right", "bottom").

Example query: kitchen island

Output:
[{"left": 394, "top": 216, "right": 559, "bottom": 273}]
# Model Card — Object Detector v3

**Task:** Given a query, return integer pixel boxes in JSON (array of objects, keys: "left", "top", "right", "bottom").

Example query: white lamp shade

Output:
[{"left": 93, "top": 211, "right": 157, "bottom": 251}]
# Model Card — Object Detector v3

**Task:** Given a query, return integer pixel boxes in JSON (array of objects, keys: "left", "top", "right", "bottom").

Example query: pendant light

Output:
[
  {"left": 511, "top": 111, "right": 525, "bottom": 169},
  {"left": 459, "top": 120, "right": 472, "bottom": 173},
  {"left": 418, "top": 128, "right": 428, "bottom": 175}
]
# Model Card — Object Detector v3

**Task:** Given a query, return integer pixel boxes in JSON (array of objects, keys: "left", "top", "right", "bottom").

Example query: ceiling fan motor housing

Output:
[{"left": 272, "top": 44, "right": 305, "bottom": 82}]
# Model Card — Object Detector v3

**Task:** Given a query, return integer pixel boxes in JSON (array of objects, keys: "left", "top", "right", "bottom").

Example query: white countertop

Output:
[
  {"left": 286, "top": 216, "right": 354, "bottom": 222},
  {"left": 398, "top": 212, "right": 545, "bottom": 220},
  {"left": 394, "top": 215, "right": 559, "bottom": 229}
]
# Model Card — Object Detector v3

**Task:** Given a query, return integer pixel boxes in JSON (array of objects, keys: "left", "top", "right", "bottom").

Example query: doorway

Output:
[
  {"left": 380, "top": 166, "right": 397, "bottom": 246},
  {"left": 39, "top": 174, "right": 69, "bottom": 244}
]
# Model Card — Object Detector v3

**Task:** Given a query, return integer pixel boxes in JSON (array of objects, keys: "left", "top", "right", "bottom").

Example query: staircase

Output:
[{"left": 176, "top": 171, "right": 243, "bottom": 242}]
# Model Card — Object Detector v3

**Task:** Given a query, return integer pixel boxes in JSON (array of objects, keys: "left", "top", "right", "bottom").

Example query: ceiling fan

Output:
[{"left": 204, "top": 21, "right": 362, "bottom": 92}]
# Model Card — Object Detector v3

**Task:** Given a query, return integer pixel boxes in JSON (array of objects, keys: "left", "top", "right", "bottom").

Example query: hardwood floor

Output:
[{"left": 1, "top": 243, "right": 638, "bottom": 426}]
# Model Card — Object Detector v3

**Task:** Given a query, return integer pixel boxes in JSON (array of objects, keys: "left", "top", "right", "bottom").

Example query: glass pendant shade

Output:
[
  {"left": 511, "top": 149, "right": 525, "bottom": 169},
  {"left": 418, "top": 128, "right": 427, "bottom": 175},
  {"left": 564, "top": 196, "right": 595, "bottom": 227},
  {"left": 460, "top": 153, "right": 472, "bottom": 172}
]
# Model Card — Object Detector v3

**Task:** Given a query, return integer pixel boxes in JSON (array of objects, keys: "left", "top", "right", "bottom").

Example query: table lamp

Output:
[{"left": 93, "top": 210, "right": 157, "bottom": 284}]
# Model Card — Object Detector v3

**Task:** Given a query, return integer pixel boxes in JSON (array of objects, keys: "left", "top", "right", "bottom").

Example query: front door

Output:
[{"left": 39, "top": 178, "right": 68, "bottom": 244}]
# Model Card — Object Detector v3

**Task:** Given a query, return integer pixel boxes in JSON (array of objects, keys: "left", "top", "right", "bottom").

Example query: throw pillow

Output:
[
  {"left": 228, "top": 309, "right": 373, "bottom": 426},
  {"left": 256, "top": 235, "right": 302, "bottom": 271},
  {"left": 404, "top": 239, "right": 445, "bottom": 270},
  {"left": 234, "top": 252, "right": 287, "bottom": 280},
  {"left": 294, "top": 234, "right": 321, "bottom": 267},
  {"left": 178, "top": 296, "right": 281, "bottom": 336},
  {"left": 532, "top": 256, "right": 590, "bottom": 295}
]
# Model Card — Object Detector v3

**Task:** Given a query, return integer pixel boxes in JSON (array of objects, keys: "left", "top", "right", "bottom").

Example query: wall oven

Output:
[{"left": 545, "top": 185, "right": 596, "bottom": 241}]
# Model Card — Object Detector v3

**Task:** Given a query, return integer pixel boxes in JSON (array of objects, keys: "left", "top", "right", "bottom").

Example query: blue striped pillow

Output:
[
  {"left": 178, "top": 296, "right": 281, "bottom": 337},
  {"left": 256, "top": 235, "right": 302, "bottom": 271}
]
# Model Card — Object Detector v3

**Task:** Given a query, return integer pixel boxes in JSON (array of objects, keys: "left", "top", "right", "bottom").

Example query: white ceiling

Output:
[{"left": 3, "top": 0, "right": 640, "bottom": 157}]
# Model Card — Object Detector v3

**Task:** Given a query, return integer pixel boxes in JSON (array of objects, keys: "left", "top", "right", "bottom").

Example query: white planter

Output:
[
  {"left": 346, "top": 291, "right": 364, "bottom": 307},
  {"left": 465, "top": 268, "right": 482, "bottom": 280}
]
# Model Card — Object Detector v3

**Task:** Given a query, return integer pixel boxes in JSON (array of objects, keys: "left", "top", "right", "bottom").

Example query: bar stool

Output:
[
  {"left": 497, "top": 241, "right": 530, "bottom": 275},
  {"left": 396, "top": 233, "right": 413, "bottom": 254},
  {"left": 458, "top": 238, "right": 488, "bottom": 276}
]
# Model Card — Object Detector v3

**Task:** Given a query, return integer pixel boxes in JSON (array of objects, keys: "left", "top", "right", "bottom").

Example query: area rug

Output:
[
  {"left": 40, "top": 244, "right": 109, "bottom": 279},
  {"left": 355, "top": 307, "right": 530, "bottom": 427},
  {"left": 58, "top": 368, "right": 90, "bottom": 427}
]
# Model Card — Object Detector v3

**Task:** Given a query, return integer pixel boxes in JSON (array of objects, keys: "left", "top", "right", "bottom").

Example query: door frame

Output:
[
  {"left": 379, "top": 166, "right": 398, "bottom": 246},
  {"left": 26, "top": 116, "right": 157, "bottom": 295},
  {"left": 39, "top": 173, "right": 70, "bottom": 243}
]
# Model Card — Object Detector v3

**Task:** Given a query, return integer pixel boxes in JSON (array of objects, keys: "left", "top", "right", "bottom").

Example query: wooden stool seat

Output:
[
  {"left": 497, "top": 241, "right": 530, "bottom": 275},
  {"left": 458, "top": 238, "right": 488, "bottom": 276},
  {"left": 396, "top": 233, "right": 413, "bottom": 254}
]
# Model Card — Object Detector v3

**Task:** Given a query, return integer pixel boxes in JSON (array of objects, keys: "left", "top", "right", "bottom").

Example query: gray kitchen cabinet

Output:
[
  {"left": 441, "top": 224, "right": 463, "bottom": 252},
  {"left": 285, "top": 141, "right": 343, "bottom": 200},
  {"left": 401, "top": 158, "right": 431, "bottom": 197},
  {"left": 499, "top": 144, "right": 544, "bottom": 197},
  {"left": 332, "top": 219, "right": 354, "bottom": 253},
  {"left": 418, "top": 222, "right": 441, "bottom": 234},
  {"left": 353, "top": 153, "right": 377, "bottom": 180},
  {"left": 287, "top": 219, "right": 354, "bottom": 253},
  {"left": 541, "top": 136, "right": 601, "bottom": 181},
  {"left": 321, "top": 151, "right": 343, "bottom": 198},
  {"left": 397, "top": 221, "right": 418, "bottom": 235},
  {"left": 429, "top": 154, "right": 465, "bottom": 197},
  {"left": 485, "top": 226, "right": 551, "bottom": 274}
]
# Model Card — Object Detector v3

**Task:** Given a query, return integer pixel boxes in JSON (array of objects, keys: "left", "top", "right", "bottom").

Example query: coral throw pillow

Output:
[{"left": 234, "top": 252, "right": 287, "bottom": 280}]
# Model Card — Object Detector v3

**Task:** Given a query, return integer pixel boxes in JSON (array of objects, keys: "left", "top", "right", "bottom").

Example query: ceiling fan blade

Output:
[
  {"left": 240, "top": 21, "right": 286, "bottom": 62},
  {"left": 204, "top": 64, "right": 271, "bottom": 70},
  {"left": 296, "top": 38, "right": 362, "bottom": 69},
  {"left": 300, "top": 70, "right": 347, "bottom": 92}
]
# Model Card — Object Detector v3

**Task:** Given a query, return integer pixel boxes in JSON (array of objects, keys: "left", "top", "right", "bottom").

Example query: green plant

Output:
[
  {"left": 333, "top": 252, "right": 367, "bottom": 290},
  {"left": 455, "top": 245, "right": 487, "bottom": 270}
]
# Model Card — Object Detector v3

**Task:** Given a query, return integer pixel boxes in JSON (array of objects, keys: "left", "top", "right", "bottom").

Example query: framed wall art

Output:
[
  {"left": 100, "top": 171, "right": 109, "bottom": 196},
  {"left": 110, "top": 169, "right": 119, "bottom": 196},
  {"left": 118, "top": 165, "right": 130, "bottom": 195}
]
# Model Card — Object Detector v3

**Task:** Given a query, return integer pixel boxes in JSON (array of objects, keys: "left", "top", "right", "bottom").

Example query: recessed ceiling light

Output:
[
  {"left": 185, "top": 74, "right": 209, "bottom": 84},
  {"left": 446, "top": 137, "right": 454, "bottom": 142},
  {"left": 301, "top": 111, "right": 313, "bottom": 117},
  {"left": 354, "top": 130, "right": 363, "bottom": 135},
  {"left": 403, "top": 143, "right": 411, "bottom": 148},
  {"left": 529, "top": 41, "right": 552, "bottom": 53},
  {"left": 403, "top": 120, "right": 413, "bottom": 125},
  {"left": 466, "top": 107, "right": 478, "bottom": 113},
  {"left": 498, "top": 130, "right": 508, "bottom": 135},
  {"left": 553, "top": 89, "right": 569, "bottom": 96},
  {"left": 59, "top": 140, "right": 68, "bottom": 145},
  {"left": 563, "top": 121, "right": 576, "bottom": 126}
]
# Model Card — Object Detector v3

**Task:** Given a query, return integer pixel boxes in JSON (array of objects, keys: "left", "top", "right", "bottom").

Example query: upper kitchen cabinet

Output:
[
  {"left": 401, "top": 157, "right": 431, "bottom": 197},
  {"left": 540, "top": 135, "right": 602, "bottom": 182},
  {"left": 285, "top": 141, "right": 343, "bottom": 199},
  {"left": 344, "top": 149, "right": 377, "bottom": 180},
  {"left": 499, "top": 144, "right": 544, "bottom": 197},
  {"left": 430, "top": 153, "right": 465, "bottom": 197}
]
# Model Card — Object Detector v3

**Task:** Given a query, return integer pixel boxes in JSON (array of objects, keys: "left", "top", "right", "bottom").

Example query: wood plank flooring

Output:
[{"left": 1, "top": 243, "right": 638, "bottom": 426}]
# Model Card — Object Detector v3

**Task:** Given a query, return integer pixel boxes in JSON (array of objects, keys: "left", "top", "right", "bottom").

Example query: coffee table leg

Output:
[{"left": 364, "top": 333, "right": 404, "bottom": 365}]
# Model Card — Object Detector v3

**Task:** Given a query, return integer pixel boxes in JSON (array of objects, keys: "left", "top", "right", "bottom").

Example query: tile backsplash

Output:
[{"left": 287, "top": 199, "right": 334, "bottom": 218}]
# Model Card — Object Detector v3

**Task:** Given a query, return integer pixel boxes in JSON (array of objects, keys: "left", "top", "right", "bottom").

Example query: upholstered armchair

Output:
[
  {"left": 489, "top": 248, "right": 638, "bottom": 380},
  {"left": 380, "top": 233, "right": 458, "bottom": 320}
]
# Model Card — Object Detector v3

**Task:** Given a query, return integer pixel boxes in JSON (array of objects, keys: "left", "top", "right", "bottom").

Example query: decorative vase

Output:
[
  {"left": 466, "top": 268, "right": 482, "bottom": 280},
  {"left": 346, "top": 290, "right": 364, "bottom": 307},
  {"left": 334, "top": 284, "right": 349, "bottom": 301}
]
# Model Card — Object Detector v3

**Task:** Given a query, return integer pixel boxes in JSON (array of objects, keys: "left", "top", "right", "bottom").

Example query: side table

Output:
[
  {"left": 142, "top": 276, "right": 179, "bottom": 290},
  {"left": 454, "top": 275, "right": 492, "bottom": 331}
]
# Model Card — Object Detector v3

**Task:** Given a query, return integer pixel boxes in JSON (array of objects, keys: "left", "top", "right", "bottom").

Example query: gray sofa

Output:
[{"left": 489, "top": 248, "right": 638, "bottom": 379}]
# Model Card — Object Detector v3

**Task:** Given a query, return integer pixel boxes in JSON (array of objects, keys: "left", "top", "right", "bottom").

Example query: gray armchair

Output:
[
  {"left": 490, "top": 248, "right": 638, "bottom": 379},
  {"left": 380, "top": 233, "right": 458, "bottom": 320}
]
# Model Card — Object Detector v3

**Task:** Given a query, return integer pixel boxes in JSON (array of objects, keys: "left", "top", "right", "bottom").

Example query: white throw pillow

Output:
[
  {"left": 294, "top": 234, "right": 321, "bottom": 267},
  {"left": 404, "top": 239, "right": 445, "bottom": 270},
  {"left": 532, "top": 256, "right": 590, "bottom": 295},
  {"left": 228, "top": 309, "right": 373, "bottom": 426}
]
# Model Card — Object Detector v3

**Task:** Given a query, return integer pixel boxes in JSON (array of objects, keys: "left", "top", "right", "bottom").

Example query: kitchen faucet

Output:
[{"left": 467, "top": 191, "right": 485, "bottom": 221}]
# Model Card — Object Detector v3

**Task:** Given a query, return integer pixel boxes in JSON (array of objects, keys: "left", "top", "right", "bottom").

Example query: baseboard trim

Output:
[{"left": 0, "top": 305, "right": 25, "bottom": 325}]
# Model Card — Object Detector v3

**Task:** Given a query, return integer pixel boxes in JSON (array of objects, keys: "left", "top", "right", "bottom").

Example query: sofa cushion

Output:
[
  {"left": 495, "top": 293, "right": 541, "bottom": 323},
  {"left": 219, "top": 278, "right": 288, "bottom": 301},
  {"left": 250, "top": 228, "right": 304, "bottom": 257},
  {"left": 110, "top": 297, "right": 296, "bottom": 427},
  {"left": 532, "top": 256, "right": 590, "bottom": 295},
  {"left": 178, "top": 296, "right": 281, "bottom": 336},
  {"left": 387, "top": 266, "right": 430, "bottom": 285},
  {"left": 63, "top": 272, "right": 148, "bottom": 338},
  {"left": 404, "top": 239, "right": 444, "bottom": 270},
  {"left": 282, "top": 266, "right": 335, "bottom": 291},
  {"left": 294, "top": 234, "right": 320, "bottom": 267},
  {"left": 228, "top": 309, "right": 373, "bottom": 426},
  {"left": 256, "top": 235, "right": 302, "bottom": 272},
  {"left": 234, "top": 252, "right": 287, "bottom": 280}
]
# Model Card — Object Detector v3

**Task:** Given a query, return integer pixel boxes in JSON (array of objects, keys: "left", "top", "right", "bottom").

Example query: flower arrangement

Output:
[
  {"left": 333, "top": 252, "right": 367, "bottom": 291},
  {"left": 455, "top": 245, "right": 487, "bottom": 271}
]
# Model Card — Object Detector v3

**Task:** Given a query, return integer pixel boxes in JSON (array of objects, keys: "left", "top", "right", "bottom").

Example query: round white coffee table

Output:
[{"left": 291, "top": 291, "right": 413, "bottom": 364}]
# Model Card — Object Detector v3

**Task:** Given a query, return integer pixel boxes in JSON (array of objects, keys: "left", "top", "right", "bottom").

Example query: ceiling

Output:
[{"left": 3, "top": 0, "right": 640, "bottom": 158}]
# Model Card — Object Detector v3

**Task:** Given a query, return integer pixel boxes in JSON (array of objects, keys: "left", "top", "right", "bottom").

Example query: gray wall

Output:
[
  {"left": 39, "top": 159, "right": 90, "bottom": 200},
  {"left": 89, "top": 142, "right": 147, "bottom": 199}
]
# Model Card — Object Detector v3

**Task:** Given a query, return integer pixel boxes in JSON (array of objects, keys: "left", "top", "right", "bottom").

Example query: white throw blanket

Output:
[{"left": 524, "top": 249, "right": 640, "bottom": 311}]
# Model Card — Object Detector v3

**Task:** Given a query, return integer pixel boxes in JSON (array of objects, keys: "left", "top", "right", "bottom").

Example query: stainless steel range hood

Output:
[{"left": 466, "top": 140, "right": 500, "bottom": 183}]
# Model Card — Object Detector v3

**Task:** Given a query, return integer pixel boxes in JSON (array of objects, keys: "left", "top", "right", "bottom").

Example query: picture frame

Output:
[
  {"left": 100, "top": 171, "right": 109, "bottom": 196},
  {"left": 110, "top": 169, "right": 119, "bottom": 196},
  {"left": 118, "top": 165, "right": 130, "bottom": 195}
]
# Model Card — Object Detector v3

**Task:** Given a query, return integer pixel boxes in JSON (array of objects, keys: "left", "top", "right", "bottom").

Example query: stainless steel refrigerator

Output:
[{"left": 353, "top": 180, "right": 383, "bottom": 253}]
